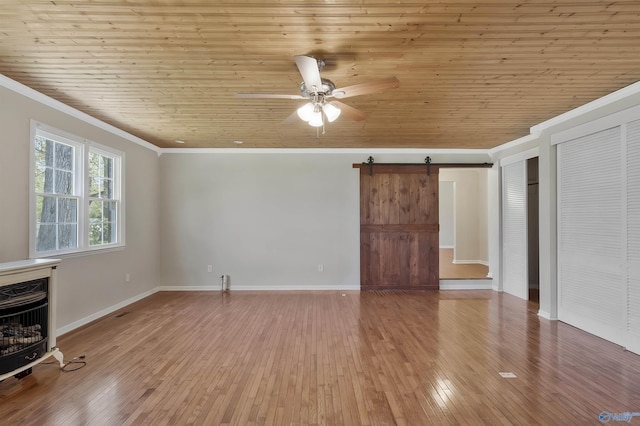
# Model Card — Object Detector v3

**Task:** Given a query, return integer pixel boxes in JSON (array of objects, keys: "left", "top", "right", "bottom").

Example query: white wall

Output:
[
  {"left": 0, "top": 84, "right": 160, "bottom": 331},
  {"left": 439, "top": 169, "right": 489, "bottom": 264},
  {"left": 159, "top": 152, "right": 492, "bottom": 289},
  {"left": 438, "top": 181, "right": 455, "bottom": 247}
]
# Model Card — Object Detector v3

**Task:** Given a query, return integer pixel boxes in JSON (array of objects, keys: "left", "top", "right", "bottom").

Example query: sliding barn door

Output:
[{"left": 360, "top": 165, "right": 439, "bottom": 290}]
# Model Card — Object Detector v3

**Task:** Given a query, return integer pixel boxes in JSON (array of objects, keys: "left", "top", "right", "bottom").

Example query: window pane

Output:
[
  {"left": 89, "top": 199, "right": 103, "bottom": 221},
  {"left": 104, "top": 201, "right": 116, "bottom": 223},
  {"left": 36, "top": 224, "right": 56, "bottom": 252},
  {"left": 103, "top": 157, "right": 113, "bottom": 178},
  {"left": 36, "top": 195, "right": 57, "bottom": 223},
  {"left": 88, "top": 200, "right": 117, "bottom": 246},
  {"left": 55, "top": 170, "right": 73, "bottom": 194},
  {"left": 104, "top": 221, "right": 115, "bottom": 244},
  {"left": 43, "top": 167, "right": 54, "bottom": 193},
  {"left": 35, "top": 165, "right": 46, "bottom": 193},
  {"left": 89, "top": 152, "right": 99, "bottom": 177},
  {"left": 103, "top": 179, "right": 113, "bottom": 198},
  {"left": 44, "top": 138, "right": 54, "bottom": 167},
  {"left": 55, "top": 143, "right": 74, "bottom": 171},
  {"left": 105, "top": 202, "right": 117, "bottom": 244},
  {"left": 89, "top": 223, "right": 103, "bottom": 245},
  {"left": 34, "top": 137, "right": 51, "bottom": 168},
  {"left": 89, "top": 176, "right": 101, "bottom": 198},
  {"left": 58, "top": 198, "right": 78, "bottom": 223},
  {"left": 35, "top": 196, "right": 43, "bottom": 221},
  {"left": 58, "top": 224, "right": 77, "bottom": 249}
]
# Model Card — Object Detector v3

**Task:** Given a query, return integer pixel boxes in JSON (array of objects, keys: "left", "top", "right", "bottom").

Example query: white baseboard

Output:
[
  {"left": 452, "top": 259, "right": 490, "bottom": 266},
  {"left": 439, "top": 245, "right": 454, "bottom": 249},
  {"left": 439, "top": 279, "right": 493, "bottom": 290},
  {"left": 56, "top": 287, "right": 159, "bottom": 336},
  {"left": 538, "top": 310, "right": 557, "bottom": 320},
  {"left": 232, "top": 284, "right": 361, "bottom": 291},
  {"left": 158, "top": 285, "right": 220, "bottom": 291},
  {"left": 160, "top": 284, "right": 360, "bottom": 291}
]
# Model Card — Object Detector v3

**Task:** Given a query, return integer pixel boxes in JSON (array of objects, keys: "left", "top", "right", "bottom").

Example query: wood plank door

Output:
[{"left": 359, "top": 165, "right": 440, "bottom": 290}]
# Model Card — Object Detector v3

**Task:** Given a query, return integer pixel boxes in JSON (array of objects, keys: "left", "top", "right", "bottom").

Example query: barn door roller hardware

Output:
[
  {"left": 354, "top": 157, "right": 493, "bottom": 174},
  {"left": 367, "top": 156, "right": 374, "bottom": 176}
]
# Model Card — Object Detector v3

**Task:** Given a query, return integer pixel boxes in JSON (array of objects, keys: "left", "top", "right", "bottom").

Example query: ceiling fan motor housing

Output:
[{"left": 300, "top": 78, "right": 336, "bottom": 98}]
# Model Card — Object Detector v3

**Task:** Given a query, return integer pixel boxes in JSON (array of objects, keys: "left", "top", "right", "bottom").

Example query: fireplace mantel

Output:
[{"left": 0, "top": 259, "right": 64, "bottom": 381}]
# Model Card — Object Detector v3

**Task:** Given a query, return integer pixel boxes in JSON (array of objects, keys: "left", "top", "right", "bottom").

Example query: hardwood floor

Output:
[
  {"left": 2, "top": 290, "right": 640, "bottom": 425},
  {"left": 439, "top": 248, "right": 489, "bottom": 279}
]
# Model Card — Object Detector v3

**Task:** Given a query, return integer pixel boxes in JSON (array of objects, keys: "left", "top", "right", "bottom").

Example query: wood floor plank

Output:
[{"left": 2, "top": 290, "right": 640, "bottom": 424}]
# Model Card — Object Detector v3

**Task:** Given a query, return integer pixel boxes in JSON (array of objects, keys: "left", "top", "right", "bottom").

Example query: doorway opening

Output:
[
  {"left": 527, "top": 157, "right": 540, "bottom": 303},
  {"left": 439, "top": 169, "right": 489, "bottom": 280}
]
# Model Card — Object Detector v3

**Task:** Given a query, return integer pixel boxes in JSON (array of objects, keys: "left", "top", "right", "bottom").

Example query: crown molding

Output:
[{"left": 159, "top": 147, "right": 491, "bottom": 155}]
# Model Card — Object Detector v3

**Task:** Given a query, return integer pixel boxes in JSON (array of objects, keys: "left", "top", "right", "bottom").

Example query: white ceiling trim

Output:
[
  {"left": 488, "top": 133, "right": 539, "bottom": 159},
  {"left": 499, "top": 147, "right": 539, "bottom": 168},
  {"left": 159, "top": 147, "right": 491, "bottom": 155}
]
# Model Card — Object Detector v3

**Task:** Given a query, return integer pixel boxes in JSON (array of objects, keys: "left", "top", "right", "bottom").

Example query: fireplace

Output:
[{"left": 0, "top": 259, "right": 64, "bottom": 380}]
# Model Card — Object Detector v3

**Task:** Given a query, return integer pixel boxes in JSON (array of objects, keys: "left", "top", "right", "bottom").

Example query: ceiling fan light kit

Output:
[
  {"left": 236, "top": 55, "right": 399, "bottom": 135},
  {"left": 323, "top": 102, "right": 341, "bottom": 122},
  {"left": 296, "top": 102, "right": 315, "bottom": 121},
  {"left": 308, "top": 108, "right": 324, "bottom": 127},
  {"left": 296, "top": 99, "right": 341, "bottom": 127}
]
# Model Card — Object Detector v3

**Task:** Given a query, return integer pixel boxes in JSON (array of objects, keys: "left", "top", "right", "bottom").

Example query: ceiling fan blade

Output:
[
  {"left": 333, "top": 77, "right": 400, "bottom": 99},
  {"left": 282, "top": 110, "right": 300, "bottom": 125},
  {"left": 331, "top": 101, "right": 367, "bottom": 121},
  {"left": 235, "top": 93, "right": 306, "bottom": 100},
  {"left": 294, "top": 55, "right": 323, "bottom": 92}
]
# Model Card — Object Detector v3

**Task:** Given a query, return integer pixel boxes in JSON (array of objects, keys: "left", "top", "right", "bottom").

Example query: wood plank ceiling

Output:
[{"left": 1, "top": 1, "right": 639, "bottom": 149}]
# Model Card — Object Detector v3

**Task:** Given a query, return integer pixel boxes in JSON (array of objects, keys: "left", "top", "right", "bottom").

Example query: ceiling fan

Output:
[{"left": 236, "top": 55, "right": 399, "bottom": 134}]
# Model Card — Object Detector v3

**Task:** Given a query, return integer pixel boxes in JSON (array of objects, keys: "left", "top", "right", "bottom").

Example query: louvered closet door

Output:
[
  {"left": 558, "top": 126, "right": 626, "bottom": 345},
  {"left": 502, "top": 161, "right": 528, "bottom": 300},
  {"left": 627, "top": 120, "right": 640, "bottom": 354}
]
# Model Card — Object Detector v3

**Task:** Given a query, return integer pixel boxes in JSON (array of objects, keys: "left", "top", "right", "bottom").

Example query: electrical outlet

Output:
[
  {"left": 125, "top": 273, "right": 130, "bottom": 282},
  {"left": 318, "top": 264, "right": 324, "bottom": 272},
  {"left": 207, "top": 265, "right": 213, "bottom": 273}
]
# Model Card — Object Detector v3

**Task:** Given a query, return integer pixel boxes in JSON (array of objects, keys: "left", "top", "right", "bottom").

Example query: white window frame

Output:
[{"left": 29, "top": 121, "right": 125, "bottom": 258}]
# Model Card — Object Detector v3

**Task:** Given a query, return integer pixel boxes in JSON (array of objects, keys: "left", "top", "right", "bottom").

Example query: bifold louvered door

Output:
[
  {"left": 557, "top": 126, "right": 626, "bottom": 346},
  {"left": 502, "top": 161, "right": 528, "bottom": 300},
  {"left": 626, "top": 120, "right": 640, "bottom": 354}
]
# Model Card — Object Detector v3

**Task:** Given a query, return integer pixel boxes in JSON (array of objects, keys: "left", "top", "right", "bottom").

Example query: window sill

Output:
[{"left": 31, "top": 244, "right": 126, "bottom": 260}]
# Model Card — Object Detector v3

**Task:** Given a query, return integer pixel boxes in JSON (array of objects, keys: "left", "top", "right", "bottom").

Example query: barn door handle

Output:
[{"left": 425, "top": 156, "right": 431, "bottom": 176}]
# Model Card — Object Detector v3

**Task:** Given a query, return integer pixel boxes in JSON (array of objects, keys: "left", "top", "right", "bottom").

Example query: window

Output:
[
  {"left": 30, "top": 122, "right": 124, "bottom": 257},
  {"left": 88, "top": 149, "right": 118, "bottom": 246}
]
